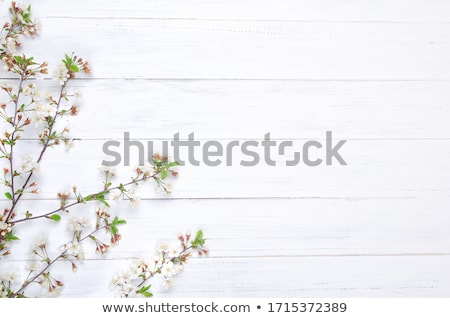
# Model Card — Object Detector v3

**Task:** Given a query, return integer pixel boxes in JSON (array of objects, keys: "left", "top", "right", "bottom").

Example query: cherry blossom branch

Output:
[
  {"left": 5, "top": 83, "right": 66, "bottom": 222},
  {"left": 6, "top": 75, "right": 24, "bottom": 208},
  {"left": 110, "top": 231, "right": 208, "bottom": 298},
  {"left": 13, "top": 224, "right": 108, "bottom": 297},
  {"left": 10, "top": 172, "right": 160, "bottom": 224}
]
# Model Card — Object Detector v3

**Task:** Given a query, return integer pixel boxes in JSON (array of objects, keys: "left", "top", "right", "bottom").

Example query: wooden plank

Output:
[
  {"left": 15, "top": 0, "right": 450, "bottom": 22},
  {"left": 3, "top": 139, "right": 449, "bottom": 199},
  {"left": 5, "top": 79, "right": 447, "bottom": 139},
  {"left": 4, "top": 197, "right": 450, "bottom": 261},
  {"left": 3, "top": 256, "right": 450, "bottom": 297},
  {"left": 1, "top": 18, "right": 448, "bottom": 79}
]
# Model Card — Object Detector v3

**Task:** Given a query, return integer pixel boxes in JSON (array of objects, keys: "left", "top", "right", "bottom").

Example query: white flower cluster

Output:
[
  {"left": 34, "top": 235, "right": 48, "bottom": 249},
  {"left": 34, "top": 102, "right": 56, "bottom": 124},
  {"left": 17, "top": 155, "right": 39, "bottom": 174},
  {"left": 0, "top": 220, "right": 11, "bottom": 234},
  {"left": 67, "top": 216, "right": 90, "bottom": 233},
  {"left": 54, "top": 63, "right": 69, "bottom": 85},
  {"left": 65, "top": 242, "right": 85, "bottom": 261},
  {"left": 0, "top": 269, "right": 20, "bottom": 297},
  {"left": 110, "top": 243, "right": 184, "bottom": 298},
  {"left": 2, "top": 36, "right": 17, "bottom": 54}
]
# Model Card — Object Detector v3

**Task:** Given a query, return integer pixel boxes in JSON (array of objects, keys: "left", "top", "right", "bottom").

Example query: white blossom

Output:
[
  {"left": 66, "top": 242, "right": 84, "bottom": 260},
  {"left": 43, "top": 285, "right": 63, "bottom": 297},
  {"left": 2, "top": 127, "right": 15, "bottom": 139},
  {"left": 162, "top": 277, "right": 174, "bottom": 289},
  {"left": 161, "top": 261, "right": 175, "bottom": 278},
  {"left": 0, "top": 220, "right": 9, "bottom": 230},
  {"left": 167, "top": 246, "right": 180, "bottom": 258},
  {"left": 110, "top": 270, "right": 138, "bottom": 298},
  {"left": 0, "top": 270, "right": 20, "bottom": 284},
  {"left": 17, "top": 155, "right": 39, "bottom": 174},
  {"left": 34, "top": 235, "right": 48, "bottom": 248},
  {"left": 23, "top": 83, "right": 38, "bottom": 96},
  {"left": 156, "top": 242, "right": 169, "bottom": 254},
  {"left": 127, "top": 188, "right": 140, "bottom": 207},
  {"left": 99, "top": 165, "right": 116, "bottom": 177},
  {"left": 26, "top": 261, "right": 40, "bottom": 272},
  {"left": 4, "top": 37, "right": 16, "bottom": 54},
  {"left": 111, "top": 190, "right": 122, "bottom": 201},
  {"left": 65, "top": 139, "right": 75, "bottom": 151},
  {"left": 67, "top": 216, "right": 90, "bottom": 233},
  {"left": 54, "top": 63, "right": 69, "bottom": 85},
  {"left": 129, "top": 195, "right": 140, "bottom": 207},
  {"left": 35, "top": 102, "right": 55, "bottom": 119},
  {"left": 1, "top": 83, "right": 12, "bottom": 91}
]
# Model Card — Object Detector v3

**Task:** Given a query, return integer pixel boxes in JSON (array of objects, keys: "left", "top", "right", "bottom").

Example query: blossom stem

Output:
[
  {"left": 13, "top": 225, "right": 107, "bottom": 297},
  {"left": 136, "top": 246, "right": 193, "bottom": 288},
  {"left": 10, "top": 173, "right": 159, "bottom": 224},
  {"left": 6, "top": 75, "right": 24, "bottom": 220},
  {"left": 6, "top": 83, "right": 66, "bottom": 222}
]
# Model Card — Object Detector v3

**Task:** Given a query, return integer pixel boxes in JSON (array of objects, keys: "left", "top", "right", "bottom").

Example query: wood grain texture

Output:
[
  {"left": 14, "top": 18, "right": 450, "bottom": 80},
  {"left": 17, "top": 0, "right": 450, "bottom": 22},
  {"left": 0, "top": 0, "right": 449, "bottom": 297},
  {"left": 9, "top": 79, "right": 447, "bottom": 139}
]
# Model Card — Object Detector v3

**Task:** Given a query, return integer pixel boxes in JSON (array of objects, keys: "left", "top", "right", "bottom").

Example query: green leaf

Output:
[
  {"left": 161, "top": 169, "right": 168, "bottom": 180},
  {"left": 5, "top": 231, "right": 19, "bottom": 241},
  {"left": 195, "top": 230, "right": 203, "bottom": 242},
  {"left": 70, "top": 64, "right": 79, "bottom": 73},
  {"left": 112, "top": 216, "right": 126, "bottom": 225},
  {"left": 110, "top": 224, "right": 118, "bottom": 235},
  {"left": 4, "top": 192, "right": 12, "bottom": 200},
  {"left": 138, "top": 285, "right": 153, "bottom": 298},
  {"left": 86, "top": 193, "right": 110, "bottom": 207},
  {"left": 14, "top": 55, "right": 23, "bottom": 64},
  {"left": 50, "top": 214, "right": 61, "bottom": 222},
  {"left": 192, "top": 230, "right": 205, "bottom": 248},
  {"left": 97, "top": 197, "right": 110, "bottom": 208},
  {"left": 64, "top": 54, "right": 72, "bottom": 65},
  {"left": 164, "top": 161, "right": 179, "bottom": 169}
]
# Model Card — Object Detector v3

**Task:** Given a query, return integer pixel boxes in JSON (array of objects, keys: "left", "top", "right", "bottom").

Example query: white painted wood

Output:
[
  {"left": 3, "top": 18, "right": 449, "bottom": 80},
  {"left": 5, "top": 198, "right": 450, "bottom": 261},
  {"left": 11, "top": 79, "right": 449, "bottom": 139},
  {"left": 3, "top": 256, "right": 450, "bottom": 297},
  {"left": 18, "top": 0, "right": 450, "bottom": 22},
  {"left": 0, "top": 0, "right": 449, "bottom": 298},
  {"left": 6, "top": 139, "right": 449, "bottom": 198}
]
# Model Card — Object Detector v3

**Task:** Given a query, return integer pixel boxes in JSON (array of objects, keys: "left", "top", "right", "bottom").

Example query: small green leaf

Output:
[
  {"left": 192, "top": 230, "right": 205, "bottom": 248},
  {"left": 110, "top": 224, "right": 118, "bottom": 235},
  {"left": 195, "top": 230, "right": 203, "bottom": 241},
  {"left": 5, "top": 231, "right": 19, "bottom": 241},
  {"left": 50, "top": 214, "right": 61, "bottom": 222},
  {"left": 112, "top": 216, "right": 126, "bottom": 225},
  {"left": 70, "top": 64, "right": 79, "bottom": 73},
  {"left": 161, "top": 170, "right": 168, "bottom": 180},
  {"left": 14, "top": 55, "right": 23, "bottom": 64},
  {"left": 164, "top": 161, "right": 179, "bottom": 169},
  {"left": 4, "top": 192, "right": 12, "bottom": 200},
  {"left": 97, "top": 197, "right": 110, "bottom": 208},
  {"left": 138, "top": 285, "right": 153, "bottom": 298}
]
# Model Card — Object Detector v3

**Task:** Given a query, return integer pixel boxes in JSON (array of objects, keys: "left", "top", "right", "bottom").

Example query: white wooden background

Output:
[{"left": 1, "top": 0, "right": 450, "bottom": 297}]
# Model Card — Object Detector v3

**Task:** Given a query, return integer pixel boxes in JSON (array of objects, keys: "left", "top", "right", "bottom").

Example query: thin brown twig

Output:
[
  {"left": 10, "top": 173, "right": 158, "bottom": 224},
  {"left": 13, "top": 225, "right": 107, "bottom": 296},
  {"left": 6, "top": 83, "right": 67, "bottom": 222}
]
